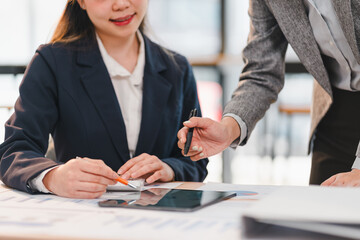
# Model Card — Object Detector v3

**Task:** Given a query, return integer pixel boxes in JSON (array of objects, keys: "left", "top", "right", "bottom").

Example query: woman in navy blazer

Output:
[{"left": 0, "top": 0, "right": 208, "bottom": 198}]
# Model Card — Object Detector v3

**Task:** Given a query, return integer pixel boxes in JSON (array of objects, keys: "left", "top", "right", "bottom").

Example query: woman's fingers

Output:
[
  {"left": 119, "top": 154, "right": 174, "bottom": 183},
  {"left": 182, "top": 145, "right": 203, "bottom": 157},
  {"left": 118, "top": 154, "right": 148, "bottom": 175},
  {"left": 78, "top": 158, "right": 118, "bottom": 180},
  {"left": 77, "top": 171, "right": 117, "bottom": 185},
  {"left": 121, "top": 155, "right": 156, "bottom": 179},
  {"left": 177, "top": 126, "right": 189, "bottom": 149},
  {"left": 130, "top": 162, "right": 162, "bottom": 179},
  {"left": 189, "top": 150, "right": 206, "bottom": 161},
  {"left": 146, "top": 170, "right": 163, "bottom": 184}
]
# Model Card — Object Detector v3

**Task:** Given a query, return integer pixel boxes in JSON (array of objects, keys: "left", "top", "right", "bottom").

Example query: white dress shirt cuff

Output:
[
  {"left": 223, "top": 113, "right": 247, "bottom": 147},
  {"left": 351, "top": 157, "right": 360, "bottom": 170},
  {"left": 29, "top": 166, "right": 59, "bottom": 193}
]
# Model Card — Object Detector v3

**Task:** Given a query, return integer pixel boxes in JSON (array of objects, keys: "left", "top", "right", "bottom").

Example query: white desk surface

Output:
[{"left": 0, "top": 181, "right": 280, "bottom": 240}]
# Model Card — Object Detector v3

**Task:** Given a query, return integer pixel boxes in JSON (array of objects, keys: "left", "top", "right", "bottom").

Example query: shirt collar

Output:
[{"left": 96, "top": 31, "right": 145, "bottom": 85}]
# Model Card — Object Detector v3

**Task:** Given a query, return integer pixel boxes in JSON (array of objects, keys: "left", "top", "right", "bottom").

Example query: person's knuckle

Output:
[
  {"left": 89, "top": 184, "right": 99, "bottom": 192},
  {"left": 95, "top": 165, "right": 102, "bottom": 173},
  {"left": 93, "top": 175, "right": 101, "bottom": 183},
  {"left": 96, "top": 159, "right": 105, "bottom": 165},
  {"left": 154, "top": 162, "right": 161, "bottom": 169}
]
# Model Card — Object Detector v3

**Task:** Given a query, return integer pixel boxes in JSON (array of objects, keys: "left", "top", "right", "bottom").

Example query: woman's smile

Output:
[{"left": 110, "top": 13, "right": 136, "bottom": 26}]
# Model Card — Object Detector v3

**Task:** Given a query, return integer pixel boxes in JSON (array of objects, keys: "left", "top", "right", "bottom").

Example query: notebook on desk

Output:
[{"left": 241, "top": 186, "right": 360, "bottom": 239}]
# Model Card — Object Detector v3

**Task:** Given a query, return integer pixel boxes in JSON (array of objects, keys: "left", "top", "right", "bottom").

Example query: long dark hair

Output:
[{"left": 51, "top": 0, "right": 146, "bottom": 44}]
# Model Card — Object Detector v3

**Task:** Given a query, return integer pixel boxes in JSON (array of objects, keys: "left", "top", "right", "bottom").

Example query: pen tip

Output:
[{"left": 128, "top": 182, "right": 137, "bottom": 189}]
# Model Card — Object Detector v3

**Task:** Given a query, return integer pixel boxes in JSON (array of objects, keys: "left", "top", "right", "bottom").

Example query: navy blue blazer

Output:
[{"left": 0, "top": 35, "right": 208, "bottom": 193}]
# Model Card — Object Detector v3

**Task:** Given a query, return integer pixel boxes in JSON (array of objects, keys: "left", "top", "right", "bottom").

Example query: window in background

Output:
[
  {"left": 225, "top": 0, "right": 299, "bottom": 61},
  {"left": 147, "top": 0, "right": 221, "bottom": 58},
  {"left": 0, "top": 1, "right": 32, "bottom": 65},
  {"left": 0, "top": 0, "right": 64, "bottom": 65},
  {"left": 225, "top": 0, "right": 249, "bottom": 56}
]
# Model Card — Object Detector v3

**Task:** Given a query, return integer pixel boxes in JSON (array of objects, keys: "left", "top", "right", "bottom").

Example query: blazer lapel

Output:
[
  {"left": 267, "top": 0, "right": 332, "bottom": 96},
  {"left": 135, "top": 37, "right": 172, "bottom": 156},
  {"left": 332, "top": 0, "right": 360, "bottom": 64},
  {"left": 77, "top": 45, "right": 130, "bottom": 162}
]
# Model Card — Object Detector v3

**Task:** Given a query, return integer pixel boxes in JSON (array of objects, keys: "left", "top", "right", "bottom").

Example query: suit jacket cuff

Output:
[
  {"left": 223, "top": 113, "right": 248, "bottom": 147},
  {"left": 28, "top": 166, "right": 59, "bottom": 193}
]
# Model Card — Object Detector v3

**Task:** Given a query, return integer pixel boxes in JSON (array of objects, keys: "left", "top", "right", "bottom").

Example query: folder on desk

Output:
[{"left": 241, "top": 186, "right": 360, "bottom": 239}]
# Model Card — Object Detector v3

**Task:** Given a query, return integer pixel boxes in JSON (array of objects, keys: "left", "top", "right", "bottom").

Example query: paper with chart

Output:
[{"left": 0, "top": 182, "right": 276, "bottom": 240}]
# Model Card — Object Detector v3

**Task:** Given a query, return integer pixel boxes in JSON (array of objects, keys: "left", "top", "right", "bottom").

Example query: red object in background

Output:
[{"left": 196, "top": 81, "right": 223, "bottom": 121}]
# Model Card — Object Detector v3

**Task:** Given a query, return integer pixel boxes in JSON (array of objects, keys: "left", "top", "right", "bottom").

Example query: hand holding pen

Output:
[
  {"left": 73, "top": 157, "right": 136, "bottom": 189},
  {"left": 43, "top": 157, "right": 119, "bottom": 199},
  {"left": 177, "top": 114, "right": 240, "bottom": 161}
]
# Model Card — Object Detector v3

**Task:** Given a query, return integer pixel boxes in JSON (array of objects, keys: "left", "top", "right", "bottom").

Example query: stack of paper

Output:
[{"left": 242, "top": 185, "right": 360, "bottom": 239}]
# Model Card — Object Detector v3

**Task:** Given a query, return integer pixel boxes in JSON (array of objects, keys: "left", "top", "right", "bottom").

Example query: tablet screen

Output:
[{"left": 98, "top": 188, "right": 236, "bottom": 212}]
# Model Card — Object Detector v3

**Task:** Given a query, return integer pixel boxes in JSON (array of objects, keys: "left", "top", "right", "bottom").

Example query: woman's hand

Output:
[
  {"left": 118, "top": 153, "right": 175, "bottom": 184},
  {"left": 43, "top": 157, "right": 118, "bottom": 199}
]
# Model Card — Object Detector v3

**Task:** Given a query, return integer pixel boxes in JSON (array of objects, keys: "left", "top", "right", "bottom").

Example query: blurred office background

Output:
[{"left": 0, "top": 0, "right": 313, "bottom": 186}]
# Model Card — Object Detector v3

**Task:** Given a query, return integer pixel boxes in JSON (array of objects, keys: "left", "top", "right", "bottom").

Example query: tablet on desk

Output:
[{"left": 98, "top": 188, "right": 236, "bottom": 212}]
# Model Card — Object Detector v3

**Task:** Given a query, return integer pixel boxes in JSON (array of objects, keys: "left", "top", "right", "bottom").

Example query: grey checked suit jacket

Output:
[{"left": 223, "top": 0, "right": 360, "bottom": 156}]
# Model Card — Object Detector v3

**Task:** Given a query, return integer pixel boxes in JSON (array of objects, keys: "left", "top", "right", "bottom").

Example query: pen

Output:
[
  {"left": 76, "top": 156, "right": 137, "bottom": 189},
  {"left": 184, "top": 108, "right": 197, "bottom": 155},
  {"left": 116, "top": 176, "right": 137, "bottom": 189}
]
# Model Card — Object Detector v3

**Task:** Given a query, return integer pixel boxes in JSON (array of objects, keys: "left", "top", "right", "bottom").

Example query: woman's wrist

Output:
[{"left": 43, "top": 167, "right": 58, "bottom": 193}]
